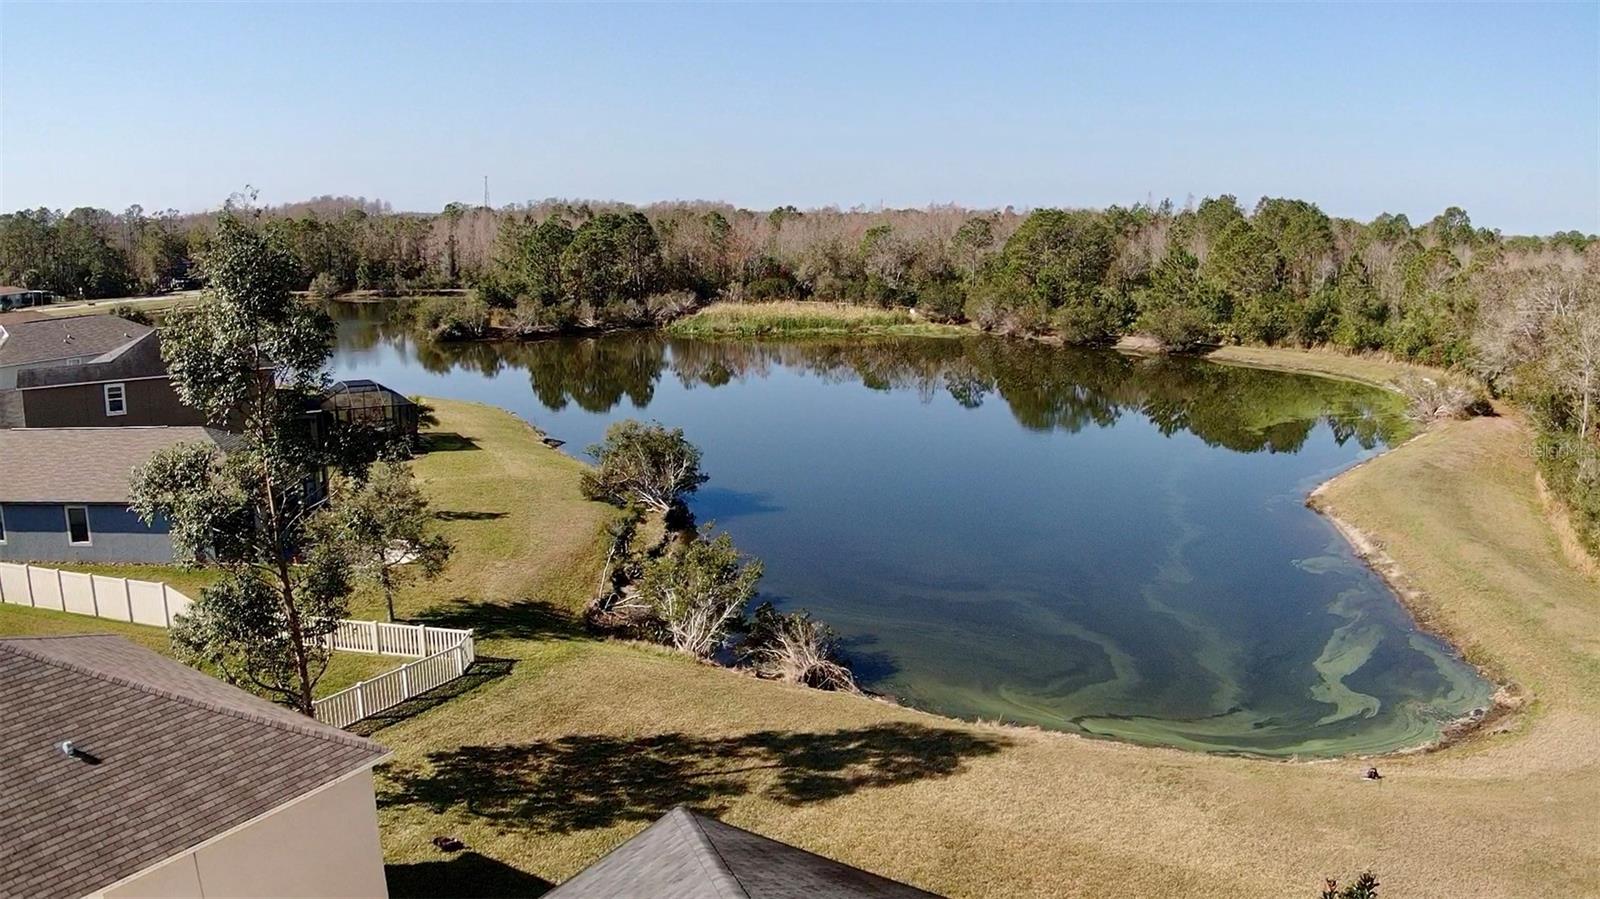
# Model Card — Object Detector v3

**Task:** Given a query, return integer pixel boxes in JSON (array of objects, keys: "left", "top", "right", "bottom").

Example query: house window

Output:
[
  {"left": 65, "top": 506, "right": 92, "bottom": 546},
  {"left": 104, "top": 383, "right": 127, "bottom": 416},
  {"left": 0, "top": 506, "right": 7, "bottom": 544}
]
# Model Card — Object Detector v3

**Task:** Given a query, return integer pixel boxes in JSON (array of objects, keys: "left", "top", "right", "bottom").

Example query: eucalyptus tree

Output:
[{"left": 130, "top": 210, "right": 349, "bottom": 716}]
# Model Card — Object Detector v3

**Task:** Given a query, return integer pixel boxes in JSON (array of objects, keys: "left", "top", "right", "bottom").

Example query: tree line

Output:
[{"left": 5, "top": 192, "right": 1596, "bottom": 551}]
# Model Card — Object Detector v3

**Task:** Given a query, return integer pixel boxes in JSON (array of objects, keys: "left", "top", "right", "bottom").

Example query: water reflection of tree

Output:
[{"left": 333, "top": 308, "right": 1402, "bottom": 453}]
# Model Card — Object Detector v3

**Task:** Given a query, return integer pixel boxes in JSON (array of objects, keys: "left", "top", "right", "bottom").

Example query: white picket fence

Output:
[
  {"left": 0, "top": 562, "right": 476, "bottom": 729},
  {"left": 311, "top": 633, "right": 476, "bottom": 728}
]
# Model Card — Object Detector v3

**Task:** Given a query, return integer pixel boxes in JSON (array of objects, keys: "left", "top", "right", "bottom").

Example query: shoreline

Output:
[{"left": 1306, "top": 445, "right": 1523, "bottom": 755}]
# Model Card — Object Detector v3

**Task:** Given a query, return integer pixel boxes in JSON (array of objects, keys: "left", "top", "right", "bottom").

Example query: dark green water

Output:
[{"left": 329, "top": 306, "right": 1492, "bottom": 756}]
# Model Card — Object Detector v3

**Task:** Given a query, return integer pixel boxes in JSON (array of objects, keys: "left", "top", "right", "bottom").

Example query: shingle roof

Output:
[
  {"left": 0, "top": 426, "right": 240, "bottom": 504},
  {"left": 547, "top": 807, "right": 941, "bottom": 899},
  {"left": 0, "top": 314, "right": 151, "bottom": 369},
  {"left": 0, "top": 635, "right": 389, "bottom": 899},
  {"left": 16, "top": 329, "right": 169, "bottom": 388}
]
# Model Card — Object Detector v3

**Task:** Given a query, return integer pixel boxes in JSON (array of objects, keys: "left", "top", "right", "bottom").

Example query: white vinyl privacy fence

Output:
[{"left": 0, "top": 562, "right": 475, "bottom": 729}]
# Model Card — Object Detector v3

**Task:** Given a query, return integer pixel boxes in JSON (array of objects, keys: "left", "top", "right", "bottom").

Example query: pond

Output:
[{"left": 329, "top": 304, "right": 1492, "bottom": 756}]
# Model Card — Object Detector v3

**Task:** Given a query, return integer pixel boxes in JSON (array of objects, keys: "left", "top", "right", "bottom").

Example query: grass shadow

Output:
[
  {"left": 416, "top": 598, "right": 587, "bottom": 642},
  {"left": 386, "top": 851, "right": 552, "bottom": 898},
  {"left": 351, "top": 657, "right": 516, "bottom": 737},
  {"left": 424, "top": 431, "right": 480, "bottom": 453},
  {"left": 381, "top": 723, "right": 1009, "bottom": 834}
]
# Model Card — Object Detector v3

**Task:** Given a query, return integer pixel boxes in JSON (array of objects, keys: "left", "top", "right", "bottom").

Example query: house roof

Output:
[
  {"left": 0, "top": 310, "right": 51, "bottom": 327},
  {"left": 0, "top": 314, "right": 152, "bottom": 369},
  {"left": 0, "top": 635, "right": 389, "bottom": 898},
  {"left": 16, "top": 330, "right": 169, "bottom": 388},
  {"left": 0, "top": 426, "right": 240, "bottom": 504},
  {"left": 546, "top": 807, "right": 941, "bottom": 899}
]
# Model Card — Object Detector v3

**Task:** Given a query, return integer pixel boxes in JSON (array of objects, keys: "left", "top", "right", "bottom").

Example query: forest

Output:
[{"left": 2, "top": 193, "right": 1595, "bottom": 553}]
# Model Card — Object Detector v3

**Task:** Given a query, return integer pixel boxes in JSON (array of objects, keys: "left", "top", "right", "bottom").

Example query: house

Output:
[
  {"left": 0, "top": 427, "right": 238, "bottom": 564},
  {"left": 0, "top": 634, "right": 391, "bottom": 898},
  {"left": 9, "top": 330, "right": 211, "bottom": 429},
  {"left": 0, "top": 285, "right": 58, "bottom": 311},
  {"left": 0, "top": 313, "right": 151, "bottom": 389},
  {"left": 546, "top": 806, "right": 940, "bottom": 898}
]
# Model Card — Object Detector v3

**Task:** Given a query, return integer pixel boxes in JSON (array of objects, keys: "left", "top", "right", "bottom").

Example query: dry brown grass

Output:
[{"left": 371, "top": 393, "right": 1600, "bottom": 898}]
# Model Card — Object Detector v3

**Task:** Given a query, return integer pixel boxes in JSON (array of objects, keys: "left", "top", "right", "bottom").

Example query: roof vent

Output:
[{"left": 59, "top": 740, "right": 101, "bottom": 765}]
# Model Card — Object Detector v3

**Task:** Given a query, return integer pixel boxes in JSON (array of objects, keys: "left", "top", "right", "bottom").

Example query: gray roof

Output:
[
  {"left": 0, "top": 314, "right": 151, "bottom": 369},
  {"left": 0, "top": 635, "right": 389, "bottom": 898},
  {"left": 0, "top": 426, "right": 239, "bottom": 504},
  {"left": 547, "top": 807, "right": 941, "bottom": 899},
  {"left": 17, "top": 330, "right": 169, "bottom": 389}
]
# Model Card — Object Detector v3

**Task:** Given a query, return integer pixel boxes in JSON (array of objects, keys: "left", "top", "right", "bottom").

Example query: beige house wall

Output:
[{"left": 95, "top": 768, "right": 388, "bottom": 899}]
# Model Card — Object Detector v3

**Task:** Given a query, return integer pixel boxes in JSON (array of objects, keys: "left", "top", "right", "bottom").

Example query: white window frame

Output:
[
  {"left": 65, "top": 505, "right": 92, "bottom": 546},
  {"left": 0, "top": 505, "right": 7, "bottom": 544},
  {"left": 104, "top": 382, "right": 127, "bottom": 417}
]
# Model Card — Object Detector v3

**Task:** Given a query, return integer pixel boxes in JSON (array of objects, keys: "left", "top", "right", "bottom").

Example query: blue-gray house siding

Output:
[{"left": 0, "top": 503, "right": 174, "bottom": 563}]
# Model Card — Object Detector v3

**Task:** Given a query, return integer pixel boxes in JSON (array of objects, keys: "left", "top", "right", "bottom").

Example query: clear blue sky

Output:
[{"left": 2, "top": 2, "right": 1595, "bottom": 234}]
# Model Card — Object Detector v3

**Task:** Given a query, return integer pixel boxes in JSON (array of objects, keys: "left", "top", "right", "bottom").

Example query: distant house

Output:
[
  {"left": 547, "top": 806, "right": 940, "bottom": 898},
  {"left": 0, "top": 285, "right": 58, "bottom": 311},
  {"left": 0, "top": 427, "right": 238, "bottom": 564},
  {"left": 9, "top": 330, "right": 212, "bottom": 429},
  {"left": 0, "top": 315, "right": 156, "bottom": 429},
  {"left": 0, "top": 634, "right": 391, "bottom": 898}
]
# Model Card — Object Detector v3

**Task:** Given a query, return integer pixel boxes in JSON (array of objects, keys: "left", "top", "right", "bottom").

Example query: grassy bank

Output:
[
  {"left": 363, "top": 396, "right": 1597, "bottom": 898},
  {"left": 667, "top": 301, "right": 969, "bottom": 339}
]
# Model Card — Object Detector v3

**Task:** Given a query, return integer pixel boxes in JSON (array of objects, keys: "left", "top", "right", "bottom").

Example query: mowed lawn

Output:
[
  {"left": 369, "top": 396, "right": 1598, "bottom": 898},
  {"left": 0, "top": 603, "right": 395, "bottom": 696}
]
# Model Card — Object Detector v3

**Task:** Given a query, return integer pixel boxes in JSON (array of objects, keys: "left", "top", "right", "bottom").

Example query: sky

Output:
[{"left": 1, "top": 2, "right": 1596, "bottom": 234}]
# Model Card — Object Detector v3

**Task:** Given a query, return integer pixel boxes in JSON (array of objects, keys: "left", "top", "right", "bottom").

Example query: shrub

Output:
[
  {"left": 1053, "top": 287, "right": 1130, "bottom": 345},
  {"left": 1320, "top": 871, "right": 1379, "bottom": 899},
  {"left": 740, "top": 602, "right": 858, "bottom": 691},
  {"left": 308, "top": 271, "right": 343, "bottom": 301},
  {"left": 1397, "top": 373, "right": 1490, "bottom": 423},
  {"left": 637, "top": 531, "right": 763, "bottom": 659},
  {"left": 415, "top": 293, "right": 490, "bottom": 341},
  {"left": 1231, "top": 291, "right": 1294, "bottom": 345},
  {"left": 108, "top": 304, "right": 155, "bottom": 326},
  {"left": 916, "top": 279, "right": 968, "bottom": 323}
]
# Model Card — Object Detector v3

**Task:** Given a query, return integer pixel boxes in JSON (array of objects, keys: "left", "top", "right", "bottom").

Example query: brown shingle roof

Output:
[
  {"left": 0, "top": 635, "right": 389, "bottom": 899},
  {"left": 16, "top": 330, "right": 169, "bottom": 388},
  {"left": 0, "top": 314, "right": 151, "bottom": 368},
  {"left": 547, "top": 806, "right": 941, "bottom": 899},
  {"left": 0, "top": 426, "right": 240, "bottom": 504}
]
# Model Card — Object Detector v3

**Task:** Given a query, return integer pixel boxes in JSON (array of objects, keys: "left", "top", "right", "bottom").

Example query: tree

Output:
[
  {"left": 637, "top": 530, "right": 762, "bottom": 658},
  {"left": 130, "top": 209, "right": 348, "bottom": 716},
  {"left": 1550, "top": 304, "right": 1600, "bottom": 439},
  {"left": 318, "top": 460, "right": 453, "bottom": 622},
  {"left": 580, "top": 420, "right": 709, "bottom": 514},
  {"left": 1135, "top": 248, "right": 1227, "bottom": 351},
  {"left": 1204, "top": 219, "right": 1282, "bottom": 298}
]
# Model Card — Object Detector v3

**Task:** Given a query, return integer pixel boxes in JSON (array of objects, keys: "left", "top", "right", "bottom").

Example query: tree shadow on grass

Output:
[
  {"left": 415, "top": 598, "right": 587, "bottom": 642},
  {"left": 350, "top": 656, "right": 517, "bottom": 737},
  {"left": 423, "top": 432, "right": 480, "bottom": 453},
  {"left": 386, "top": 852, "right": 552, "bottom": 898},
  {"left": 380, "top": 723, "right": 1009, "bottom": 834},
  {"left": 434, "top": 510, "right": 508, "bottom": 522}
]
